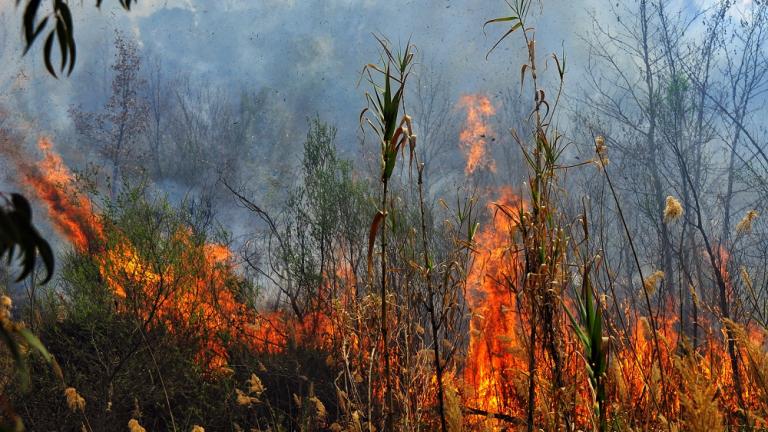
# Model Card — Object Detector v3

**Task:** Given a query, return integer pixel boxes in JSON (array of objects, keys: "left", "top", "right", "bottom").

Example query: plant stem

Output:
[
  {"left": 417, "top": 164, "right": 448, "bottom": 432},
  {"left": 380, "top": 177, "right": 393, "bottom": 431}
]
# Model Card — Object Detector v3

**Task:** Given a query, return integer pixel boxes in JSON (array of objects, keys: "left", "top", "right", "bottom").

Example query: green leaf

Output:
[
  {"left": 469, "top": 222, "right": 479, "bottom": 242},
  {"left": 56, "top": 19, "right": 68, "bottom": 72},
  {"left": 36, "top": 234, "right": 54, "bottom": 283},
  {"left": 553, "top": 51, "right": 566, "bottom": 80},
  {"left": 22, "top": 0, "right": 43, "bottom": 51},
  {"left": 27, "top": 16, "right": 49, "bottom": 53},
  {"left": 18, "top": 328, "right": 53, "bottom": 363},
  {"left": 57, "top": 1, "right": 76, "bottom": 75},
  {"left": 43, "top": 31, "right": 57, "bottom": 77},
  {"left": 591, "top": 307, "right": 602, "bottom": 350},
  {"left": 486, "top": 22, "right": 522, "bottom": 60},
  {"left": 483, "top": 16, "right": 518, "bottom": 31},
  {"left": 2, "top": 194, "right": 55, "bottom": 283},
  {"left": 565, "top": 303, "right": 590, "bottom": 349}
]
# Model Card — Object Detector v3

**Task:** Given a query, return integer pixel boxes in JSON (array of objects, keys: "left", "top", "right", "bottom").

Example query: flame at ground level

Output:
[
  {"left": 6, "top": 137, "right": 306, "bottom": 370},
  {"left": 5, "top": 135, "right": 768, "bottom": 428},
  {"left": 459, "top": 185, "right": 768, "bottom": 427},
  {"left": 464, "top": 186, "right": 526, "bottom": 414}
]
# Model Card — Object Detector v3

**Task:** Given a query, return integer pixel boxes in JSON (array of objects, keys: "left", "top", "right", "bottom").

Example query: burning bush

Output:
[{"left": 4, "top": 1, "right": 768, "bottom": 429}]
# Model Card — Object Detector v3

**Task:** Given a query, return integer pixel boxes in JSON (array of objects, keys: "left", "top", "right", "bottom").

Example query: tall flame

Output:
[
  {"left": 3, "top": 126, "right": 767, "bottom": 427},
  {"left": 3, "top": 136, "right": 102, "bottom": 251},
  {"left": 2, "top": 136, "right": 281, "bottom": 370},
  {"left": 458, "top": 94, "right": 497, "bottom": 176},
  {"left": 453, "top": 98, "right": 768, "bottom": 426},
  {"left": 464, "top": 187, "right": 526, "bottom": 414}
]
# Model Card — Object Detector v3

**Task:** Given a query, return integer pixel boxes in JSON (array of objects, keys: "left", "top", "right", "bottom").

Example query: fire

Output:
[
  {"left": 0, "top": 134, "right": 348, "bottom": 372},
  {"left": 3, "top": 136, "right": 289, "bottom": 370},
  {"left": 96, "top": 226, "right": 266, "bottom": 369},
  {"left": 464, "top": 186, "right": 526, "bottom": 414},
  {"left": 458, "top": 94, "right": 497, "bottom": 176},
  {"left": 2, "top": 137, "right": 102, "bottom": 251},
  {"left": 456, "top": 92, "right": 530, "bottom": 415},
  {"left": 3, "top": 130, "right": 767, "bottom": 428},
  {"left": 462, "top": 188, "right": 768, "bottom": 425},
  {"left": 452, "top": 108, "right": 768, "bottom": 426}
]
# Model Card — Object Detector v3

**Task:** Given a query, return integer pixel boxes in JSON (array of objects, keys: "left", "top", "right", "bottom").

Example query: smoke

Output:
[
  {"left": 0, "top": 0, "right": 725, "bottom": 249},
  {"left": 1, "top": 0, "right": 601, "bottom": 143}
]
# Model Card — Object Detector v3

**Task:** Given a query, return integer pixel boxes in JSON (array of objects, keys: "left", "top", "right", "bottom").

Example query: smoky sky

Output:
[
  {"left": 0, "top": 0, "right": 743, "bottom": 186},
  {"left": 0, "top": 0, "right": 616, "bottom": 148},
  {"left": 0, "top": 0, "right": 736, "bottom": 251},
  {"left": 0, "top": 1, "right": 736, "bottom": 137}
]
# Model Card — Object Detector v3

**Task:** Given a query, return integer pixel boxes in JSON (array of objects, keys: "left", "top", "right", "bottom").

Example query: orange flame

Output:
[
  {"left": 464, "top": 186, "right": 526, "bottom": 414},
  {"left": 6, "top": 132, "right": 768, "bottom": 427},
  {"left": 458, "top": 94, "right": 497, "bottom": 176},
  {"left": 457, "top": 170, "right": 767, "bottom": 426},
  {"left": 4, "top": 136, "right": 286, "bottom": 370},
  {"left": 2, "top": 137, "right": 102, "bottom": 251}
]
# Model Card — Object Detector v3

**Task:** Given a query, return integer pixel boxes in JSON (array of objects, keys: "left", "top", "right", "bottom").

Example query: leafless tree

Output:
[
  {"left": 411, "top": 64, "right": 458, "bottom": 194},
  {"left": 578, "top": 0, "right": 768, "bottom": 412},
  {"left": 70, "top": 32, "right": 150, "bottom": 200},
  {"left": 145, "top": 56, "right": 171, "bottom": 177},
  {"left": 582, "top": 0, "right": 677, "bottom": 310}
]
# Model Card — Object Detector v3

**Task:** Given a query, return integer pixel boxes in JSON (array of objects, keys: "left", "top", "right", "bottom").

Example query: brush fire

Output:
[{"left": 2, "top": 1, "right": 768, "bottom": 431}]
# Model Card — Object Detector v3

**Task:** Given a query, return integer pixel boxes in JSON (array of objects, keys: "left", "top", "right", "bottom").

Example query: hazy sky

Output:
[
  {"left": 0, "top": 0, "right": 744, "bottom": 125},
  {"left": 0, "top": 0, "right": 736, "bottom": 178},
  {"left": 0, "top": 0, "right": 753, "bottom": 255},
  {"left": 1, "top": 1, "right": 600, "bottom": 130}
]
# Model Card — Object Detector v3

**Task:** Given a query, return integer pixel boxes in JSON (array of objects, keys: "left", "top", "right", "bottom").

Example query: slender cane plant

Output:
[
  {"left": 566, "top": 208, "right": 609, "bottom": 432},
  {"left": 485, "top": 1, "right": 570, "bottom": 429},
  {"left": 360, "top": 35, "right": 415, "bottom": 432}
]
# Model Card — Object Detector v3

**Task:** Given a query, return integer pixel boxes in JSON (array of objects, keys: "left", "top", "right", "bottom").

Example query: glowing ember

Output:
[{"left": 458, "top": 94, "right": 497, "bottom": 176}]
